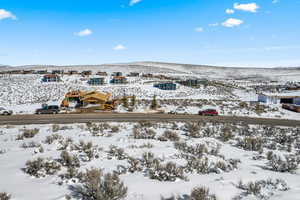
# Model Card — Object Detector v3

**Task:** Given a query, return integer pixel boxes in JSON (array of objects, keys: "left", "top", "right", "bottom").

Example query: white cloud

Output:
[
  {"left": 113, "top": 44, "right": 127, "bottom": 51},
  {"left": 226, "top": 9, "right": 235, "bottom": 14},
  {"left": 75, "top": 29, "right": 92, "bottom": 37},
  {"left": 195, "top": 27, "right": 204, "bottom": 32},
  {"left": 209, "top": 23, "right": 219, "bottom": 27},
  {"left": 222, "top": 18, "right": 243, "bottom": 27},
  {"left": 130, "top": 0, "right": 141, "bottom": 6},
  {"left": 272, "top": 0, "right": 280, "bottom": 4},
  {"left": 0, "top": 9, "right": 16, "bottom": 20},
  {"left": 234, "top": 3, "right": 259, "bottom": 13}
]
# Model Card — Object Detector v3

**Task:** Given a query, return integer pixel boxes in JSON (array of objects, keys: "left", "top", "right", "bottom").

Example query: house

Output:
[
  {"left": 80, "top": 91, "right": 112, "bottom": 105},
  {"left": 178, "top": 79, "right": 208, "bottom": 87},
  {"left": 110, "top": 76, "right": 127, "bottom": 84},
  {"left": 35, "top": 70, "right": 48, "bottom": 74},
  {"left": 52, "top": 70, "right": 64, "bottom": 74},
  {"left": 22, "top": 70, "right": 35, "bottom": 74},
  {"left": 8, "top": 70, "right": 22, "bottom": 74},
  {"left": 154, "top": 82, "right": 177, "bottom": 90},
  {"left": 258, "top": 92, "right": 300, "bottom": 105},
  {"left": 42, "top": 74, "right": 61, "bottom": 82},
  {"left": 112, "top": 72, "right": 123, "bottom": 77},
  {"left": 128, "top": 72, "right": 140, "bottom": 77},
  {"left": 96, "top": 71, "right": 108, "bottom": 76},
  {"left": 142, "top": 73, "right": 153, "bottom": 78},
  {"left": 81, "top": 70, "right": 92, "bottom": 76},
  {"left": 68, "top": 70, "right": 78, "bottom": 75},
  {"left": 88, "top": 78, "right": 105, "bottom": 85}
]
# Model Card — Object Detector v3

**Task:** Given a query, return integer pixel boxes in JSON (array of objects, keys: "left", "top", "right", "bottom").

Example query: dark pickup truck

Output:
[{"left": 35, "top": 105, "right": 60, "bottom": 114}]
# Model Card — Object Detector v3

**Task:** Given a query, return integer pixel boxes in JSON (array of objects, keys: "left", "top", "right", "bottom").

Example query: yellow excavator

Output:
[{"left": 61, "top": 90, "right": 117, "bottom": 111}]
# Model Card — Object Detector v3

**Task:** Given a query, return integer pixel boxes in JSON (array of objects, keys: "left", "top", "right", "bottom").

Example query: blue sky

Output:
[{"left": 0, "top": 0, "right": 300, "bottom": 67}]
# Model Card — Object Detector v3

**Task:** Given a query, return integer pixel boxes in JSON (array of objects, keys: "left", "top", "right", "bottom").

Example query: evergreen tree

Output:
[
  {"left": 122, "top": 95, "right": 128, "bottom": 108},
  {"left": 150, "top": 95, "right": 158, "bottom": 110},
  {"left": 131, "top": 95, "right": 136, "bottom": 107}
]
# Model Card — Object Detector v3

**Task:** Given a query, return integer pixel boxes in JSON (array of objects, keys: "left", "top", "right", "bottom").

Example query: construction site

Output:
[{"left": 60, "top": 90, "right": 119, "bottom": 112}]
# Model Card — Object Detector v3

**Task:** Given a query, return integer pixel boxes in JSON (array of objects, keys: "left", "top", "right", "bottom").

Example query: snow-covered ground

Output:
[
  {"left": 1, "top": 122, "right": 300, "bottom": 200},
  {"left": 0, "top": 74, "right": 233, "bottom": 111},
  {"left": 1, "top": 62, "right": 300, "bottom": 200},
  {"left": 0, "top": 72, "right": 299, "bottom": 120}
]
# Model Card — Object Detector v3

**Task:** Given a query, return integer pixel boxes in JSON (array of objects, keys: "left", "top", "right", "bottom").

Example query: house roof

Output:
[
  {"left": 112, "top": 76, "right": 126, "bottom": 80},
  {"left": 81, "top": 91, "right": 112, "bottom": 102},
  {"left": 90, "top": 77, "right": 104, "bottom": 80},
  {"left": 260, "top": 91, "right": 300, "bottom": 98},
  {"left": 44, "top": 74, "right": 60, "bottom": 78}
]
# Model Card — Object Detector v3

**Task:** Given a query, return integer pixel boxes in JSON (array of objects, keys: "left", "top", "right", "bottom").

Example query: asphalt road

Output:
[{"left": 0, "top": 113, "right": 299, "bottom": 127}]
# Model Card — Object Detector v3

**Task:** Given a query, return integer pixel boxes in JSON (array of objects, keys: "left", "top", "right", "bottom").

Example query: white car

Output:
[
  {"left": 0, "top": 107, "right": 13, "bottom": 115},
  {"left": 168, "top": 107, "right": 188, "bottom": 115}
]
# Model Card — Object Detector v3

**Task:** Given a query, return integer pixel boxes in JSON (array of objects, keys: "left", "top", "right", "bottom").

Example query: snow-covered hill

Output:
[
  {"left": 0, "top": 65, "right": 13, "bottom": 71},
  {"left": 130, "top": 62, "right": 300, "bottom": 81},
  {"left": 2, "top": 61, "right": 299, "bottom": 81}
]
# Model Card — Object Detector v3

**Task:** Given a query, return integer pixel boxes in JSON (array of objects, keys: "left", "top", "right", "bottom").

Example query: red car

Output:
[{"left": 198, "top": 109, "right": 218, "bottom": 116}]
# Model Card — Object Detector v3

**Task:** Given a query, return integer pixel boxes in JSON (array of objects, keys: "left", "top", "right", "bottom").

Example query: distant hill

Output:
[
  {"left": 0, "top": 65, "right": 13, "bottom": 71},
  {"left": 1, "top": 61, "right": 299, "bottom": 81}
]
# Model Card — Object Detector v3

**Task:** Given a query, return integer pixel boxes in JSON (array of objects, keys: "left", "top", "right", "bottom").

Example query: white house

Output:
[{"left": 258, "top": 92, "right": 300, "bottom": 105}]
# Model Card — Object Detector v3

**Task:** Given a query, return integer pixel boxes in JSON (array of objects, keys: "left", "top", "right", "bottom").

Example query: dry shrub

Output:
[
  {"left": 23, "top": 128, "right": 39, "bottom": 137},
  {"left": 219, "top": 126, "right": 235, "bottom": 142},
  {"left": 107, "top": 146, "right": 127, "bottom": 160},
  {"left": 20, "top": 141, "right": 41, "bottom": 149},
  {"left": 190, "top": 186, "right": 217, "bottom": 200},
  {"left": 127, "top": 157, "right": 143, "bottom": 173},
  {"left": 72, "top": 168, "right": 127, "bottom": 200},
  {"left": 111, "top": 126, "right": 120, "bottom": 133},
  {"left": 141, "top": 152, "right": 161, "bottom": 169},
  {"left": 266, "top": 153, "right": 299, "bottom": 173},
  {"left": 60, "top": 166, "right": 79, "bottom": 180},
  {"left": 16, "top": 128, "right": 39, "bottom": 140},
  {"left": 0, "top": 192, "right": 11, "bottom": 200},
  {"left": 59, "top": 151, "right": 80, "bottom": 168},
  {"left": 185, "top": 157, "right": 210, "bottom": 174},
  {"left": 140, "top": 143, "right": 154, "bottom": 148},
  {"left": 133, "top": 127, "right": 156, "bottom": 139},
  {"left": 24, "top": 157, "right": 61, "bottom": 178},
  {"left": 159, "top": 130, "right": 180, "bottom": 142},
  {"left": 57, "top": 137, "right": 74, "bottom": 151},
  {"left": 239, "top": 102, "right": 248, "bottom": 109},
  {"left": 174, "top": 142, "right": 209, "bottom": 158},
  {"left": 72, "top": 140, "right": 99, "bottom": 161},
  {"left": 235, "top": 179, "right": 289, "bottom": 200},
  {"left": 138, "top": 121, "right": 155, "bottom": 128},
  {"left": 161, "top": 186, "right": 217, "bottom": 200},
  {"left": 52, "top": 125, "right": 72, "bottom": 132},
  {"left": 149, "top": 162, "right": 187, "bottom": 182},
  {"left": 44, "top": 134, "right": 63, "bottom": 144},
  {"left": 184, "top": 123, "right": 201, "bottom": 138},
  {"left": 236, "top": 137, "right": 263, "bottom": 152},
  {"left": 52, "top": 124, "right": 60, "bottom": 132},
  {"left": 86, "top": 122, "right": 111, "bottom": 136}
]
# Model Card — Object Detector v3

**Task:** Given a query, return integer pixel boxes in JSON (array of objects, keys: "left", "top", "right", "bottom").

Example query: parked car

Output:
[
  {"left": 168, "top": 106, "right": 188, "bottom": 115},
  {"left": 0, "top": 107, "right": 13, "bottom": 115},
  {"left": 35, "top": 105, "right": 60, "bottom": 114},
  {"left": 198, "top": 109, "right": 218, "bottom": 116}
]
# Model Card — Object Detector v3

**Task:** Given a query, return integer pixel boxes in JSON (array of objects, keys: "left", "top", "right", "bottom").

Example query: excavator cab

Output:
[{"left": 61, "top": 98, "right": 69, "bottom": 108}]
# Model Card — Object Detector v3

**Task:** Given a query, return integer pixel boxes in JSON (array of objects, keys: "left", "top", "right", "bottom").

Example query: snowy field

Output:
[
  {"left": 0, "top": 73, "right": 299, "bottom": 120},
  {"left": 0, "top": 74, "right": 235, "bottom": 112},
  {"left": 1, "top": 63, "right": 300, "bottom": 200},
  {"left": 1, "top": 121, "right": 300, "bottom": 200}
]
